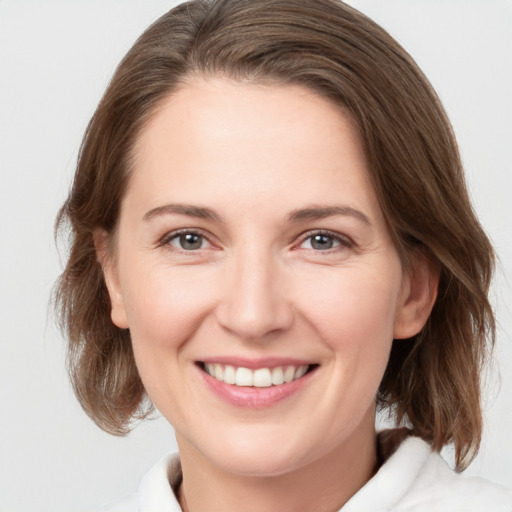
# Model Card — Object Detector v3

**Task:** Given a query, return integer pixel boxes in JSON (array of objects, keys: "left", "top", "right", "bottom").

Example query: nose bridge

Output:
[{"left": 216, "top": 243, "right": 292, "bottom": 340}]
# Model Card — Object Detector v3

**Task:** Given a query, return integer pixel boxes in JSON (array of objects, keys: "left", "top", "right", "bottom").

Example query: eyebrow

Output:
[
  {"left": 143, "top": 203, "right": 223, "bottom": 222},
  {"left": 287, "top": 205, "right": 372, "bottom": 226},
  {"left": 143, "top": 203, "right": 372, "bottom": 226}
]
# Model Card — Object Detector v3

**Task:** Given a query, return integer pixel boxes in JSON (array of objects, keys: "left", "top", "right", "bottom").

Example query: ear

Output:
[
  {"left": 93, "top": 229, "right": 129, "bottom": 329},
  {"left": 393, "top": 250, "right": 440, "bottom": 339}
]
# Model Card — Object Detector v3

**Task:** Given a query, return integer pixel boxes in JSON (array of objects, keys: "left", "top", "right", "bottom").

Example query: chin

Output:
[
  {"left": 188, "top": 425, "right": 319, "bottom": 478},
  {"left": 214, "top": 449, "right": 304, "bottom": 478}
]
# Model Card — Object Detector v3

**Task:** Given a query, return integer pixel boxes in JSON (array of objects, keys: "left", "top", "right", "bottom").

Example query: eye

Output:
[
  {"left": 299, "top": 231, "right": 351, "bottom": 251},
  {"left": 167, "top": 231, "right": 209, "bottom": 251}
]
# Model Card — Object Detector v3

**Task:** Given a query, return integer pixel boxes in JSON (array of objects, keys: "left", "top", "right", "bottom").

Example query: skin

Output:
[{"left": 98, "top": 79, "right": 438, "bottom": 512}]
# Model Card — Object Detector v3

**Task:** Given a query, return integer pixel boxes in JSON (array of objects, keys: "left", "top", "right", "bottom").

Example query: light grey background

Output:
[{"left": 0, "top": 1, "right": 511, "bottom": 511}]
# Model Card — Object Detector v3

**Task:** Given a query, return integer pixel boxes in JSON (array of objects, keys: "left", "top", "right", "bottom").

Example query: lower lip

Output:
[{"left": 198, "top": 366, "right": 316, "bottom": 408}]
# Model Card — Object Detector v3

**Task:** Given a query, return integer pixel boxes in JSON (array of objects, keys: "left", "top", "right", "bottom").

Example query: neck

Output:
[{"left": 176, "top": 420, "right": 378, "bottom": 512}]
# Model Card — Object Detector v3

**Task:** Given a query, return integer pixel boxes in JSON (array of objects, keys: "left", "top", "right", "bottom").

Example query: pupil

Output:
[
  {"left": 311, "top": 234, "right": 333, "bottom": 250},
  {"left": 180, "top": 233, "right": 202, "bottom": 250}
]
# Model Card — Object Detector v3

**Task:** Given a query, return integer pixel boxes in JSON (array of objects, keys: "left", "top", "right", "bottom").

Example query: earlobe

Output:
[
  {"left": 93, "top": 229, "right": 129, "bottom": 329},
  {"left": 393, "top": 252, "right": 440, "bottom": 340}
]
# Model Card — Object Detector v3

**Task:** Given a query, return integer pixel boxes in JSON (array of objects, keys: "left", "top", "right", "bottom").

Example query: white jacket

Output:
[{"left": 99, "top": 434, "right": 512, "bottom": 511}]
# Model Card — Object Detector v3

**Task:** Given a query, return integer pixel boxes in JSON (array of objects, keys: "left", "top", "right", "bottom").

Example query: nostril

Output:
[
  {"left": 214, "top": 271, "right": 293, "bottom": 340},
  {"left": 216, "top": 305, "right": 294, "bottom": 341}
]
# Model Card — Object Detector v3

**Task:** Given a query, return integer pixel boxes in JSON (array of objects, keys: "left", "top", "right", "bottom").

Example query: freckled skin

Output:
[{"left": 100, "top": 79, "right": 436, "bottom": 512}]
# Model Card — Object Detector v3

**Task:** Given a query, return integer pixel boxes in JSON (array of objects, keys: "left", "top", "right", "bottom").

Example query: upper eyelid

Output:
[
  {"left": 295, "top": 229, "right": 354, "bottom": 247},
  {"left": 158, "top": 228, "right": 354, "bottom": 250},
  {"left": 159, "top": 228, "right": 215, "bottom": 247}
]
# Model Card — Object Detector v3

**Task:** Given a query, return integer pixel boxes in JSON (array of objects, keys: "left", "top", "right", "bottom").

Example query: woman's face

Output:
[{"left": 102, "top": 79, "right": 430, "bottom": 476}]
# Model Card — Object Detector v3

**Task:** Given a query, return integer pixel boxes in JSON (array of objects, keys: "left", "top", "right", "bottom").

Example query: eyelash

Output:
[
  {"left": 158, "top": 228, "right": 354, "bottom": 254},
  {"left": 296, "top": 229, "right": 354, "bottom": 253},
  {"left": 159, "top": 228, "right": 214, "bottom": 254}
]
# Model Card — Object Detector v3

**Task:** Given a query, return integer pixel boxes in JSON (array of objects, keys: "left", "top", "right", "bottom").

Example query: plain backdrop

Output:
[{"left": 0, "top": 1, "right": 511, "bottom": 510}]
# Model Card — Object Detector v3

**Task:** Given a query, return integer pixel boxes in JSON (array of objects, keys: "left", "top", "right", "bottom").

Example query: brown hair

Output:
[{"left": 54, "top": 0, "right": 495, "bottom": 470}]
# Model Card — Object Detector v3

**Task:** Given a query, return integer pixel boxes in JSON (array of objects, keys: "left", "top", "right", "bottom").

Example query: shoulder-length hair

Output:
[{"left": 54, "top": 0, "right": 494, "bottom": 470}]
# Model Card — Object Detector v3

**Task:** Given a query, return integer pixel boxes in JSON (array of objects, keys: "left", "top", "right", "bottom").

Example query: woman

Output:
[{"left": 54, "top": 0, "right": 512, "bottom": 510}]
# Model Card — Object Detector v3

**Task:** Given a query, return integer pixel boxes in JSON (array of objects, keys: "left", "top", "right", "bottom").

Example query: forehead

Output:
[
  {"left": 126, "top": 78, "right": 381, "bottom": 223},
  {"left": 134, "top": 79, "right": 361, "bottom": 157}
]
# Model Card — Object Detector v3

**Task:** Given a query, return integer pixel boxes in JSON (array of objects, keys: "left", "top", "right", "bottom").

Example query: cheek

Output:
[
  {"left": 298, "top": 265, "right": 402, "bottom": 349},
  {"left": 119, "top": 265, "right": 222, "bottom": 418},
  {"left": 121, "top": 265, "right": 217, "bottom": 362},
  {"left": 297, "top": 262, "right": 402, "bottom": 408}
]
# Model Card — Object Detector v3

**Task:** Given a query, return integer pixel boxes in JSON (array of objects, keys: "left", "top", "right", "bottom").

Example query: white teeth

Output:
[
  {"left": 294, "top": 365, "right": 308, "bottom": 379},
  {"left": 204, "top": 363, "right": 311, "bottom": 387},
  {"left": 283, "top": 366, "right": 296, "bottom": 383},
  {"left": 214, "top": 363, "right": 224, "bottom": 381},
  {"left": 253, "top": 368, "right": 272, "bottom": 387},
  {"left": 271, "top": 366, "right": 284, "bottom": 385},
  {"left": 235, "top": 367, "right": 253, "bottom": 386},
  {"left": 223, "top": 364, "right": 236, "bottom": 384}
]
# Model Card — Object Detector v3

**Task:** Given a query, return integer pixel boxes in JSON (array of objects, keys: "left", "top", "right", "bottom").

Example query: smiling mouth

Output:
[{"left": 198, "top": 362, "right": 318, "bottom": 388}]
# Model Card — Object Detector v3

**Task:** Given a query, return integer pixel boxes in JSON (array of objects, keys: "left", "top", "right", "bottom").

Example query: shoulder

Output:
[
  {"left": 343, "top": 431, "right": 512, "bottom": 512},
  {"left": 97, "top": 453, "right": 183, "bottom": 512},
  {"left": 397, "top": 437, "right": 512, "bottom": 511},
  {"left": 98, "top": 493, "right": 138, "bottom": 512}
]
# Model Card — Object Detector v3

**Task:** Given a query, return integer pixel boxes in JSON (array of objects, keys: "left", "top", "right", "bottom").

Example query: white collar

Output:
[{"left": 133, "top": 432, "right": 512, "bottom": 512}]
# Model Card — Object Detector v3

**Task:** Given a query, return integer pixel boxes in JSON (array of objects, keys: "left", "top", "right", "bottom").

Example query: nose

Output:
[{"left": 215, "top": 248, "right": 294, "bottom": 341}]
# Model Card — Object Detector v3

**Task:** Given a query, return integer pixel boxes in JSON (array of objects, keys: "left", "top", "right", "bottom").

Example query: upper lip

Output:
[{"left": 197, "top": 356, "right": 316, "bottom": 370}]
